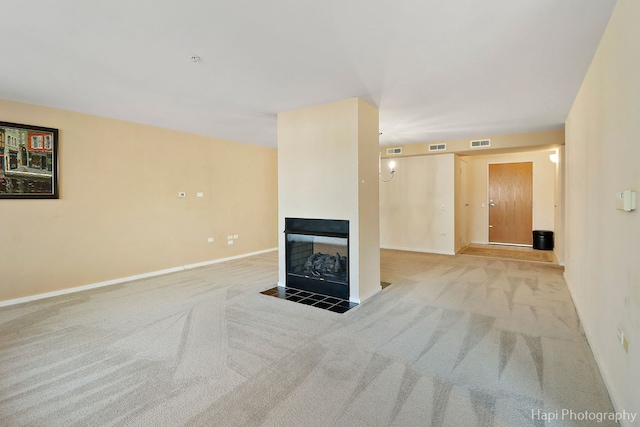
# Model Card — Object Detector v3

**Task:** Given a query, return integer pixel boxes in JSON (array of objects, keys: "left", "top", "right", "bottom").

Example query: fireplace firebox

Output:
[{"left": 285, "top": 218, "right": 349, "bottom": 300}]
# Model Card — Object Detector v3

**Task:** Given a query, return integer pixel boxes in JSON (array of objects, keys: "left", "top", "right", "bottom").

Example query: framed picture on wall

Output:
[{"left": 0, "top": 121, "right": 59, "bottom": 199}]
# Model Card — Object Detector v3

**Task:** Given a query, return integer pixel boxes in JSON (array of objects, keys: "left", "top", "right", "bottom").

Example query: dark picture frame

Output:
[{"left": 0, "top": 121, "right": 59, "bottom": 199}]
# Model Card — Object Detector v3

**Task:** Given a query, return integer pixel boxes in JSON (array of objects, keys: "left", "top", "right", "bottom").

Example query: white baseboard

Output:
[
  {"left": 564, "top": 272, "right": 631, "bottom": 427},
  {"left": 182, "top": 247, "right": 277, "bottom": 270},
  {"left": 0, "top": 247, "right": 278, "bottom": 308},
  {"left": 351, "top": 285, "right": 382, "bottom": 304},
  {"left": 380, "top": 245, "right": 455, "bottom": 256}
]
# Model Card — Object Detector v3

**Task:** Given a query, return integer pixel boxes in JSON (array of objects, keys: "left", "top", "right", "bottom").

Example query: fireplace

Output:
[{"left": 284, "top": 218, "right": 349, "bottom": 300}]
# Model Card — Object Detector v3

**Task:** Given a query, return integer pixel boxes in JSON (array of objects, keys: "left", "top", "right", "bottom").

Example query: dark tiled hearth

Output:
[{"left": 261, "top": 286, "right": 358, "bottom": 313}]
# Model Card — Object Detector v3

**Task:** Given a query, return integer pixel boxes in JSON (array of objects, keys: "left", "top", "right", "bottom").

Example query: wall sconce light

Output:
[
  {"left": 379, "top": 132, "right": 396, "bottom": 182},
  {"left": 379, "top": 156, "right": 395, "bottom": 182}
]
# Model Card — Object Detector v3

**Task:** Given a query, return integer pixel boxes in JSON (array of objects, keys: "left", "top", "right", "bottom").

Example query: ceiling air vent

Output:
[
  {"left": 470, "top": 139, "right": 491, "bottom": 148},
  {"left": 386, "top": 147, "right": 402, "bottom": 155},
  {"left": 429, "top": 143, "right": 447, "bottom": 152}
]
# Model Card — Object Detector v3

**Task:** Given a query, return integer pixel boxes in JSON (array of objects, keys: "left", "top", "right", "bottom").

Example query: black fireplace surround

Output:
[{"left": 285, "top": 218, "right": 349, "bottom": 300}]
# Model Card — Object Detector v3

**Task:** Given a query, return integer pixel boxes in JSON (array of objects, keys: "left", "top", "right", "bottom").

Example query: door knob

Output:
[
  {"left": 489, "top": 203, "right": 496, "bottom": 207},
  {"left": 489, "top": 225, "right": 494, "bottom": 228}
]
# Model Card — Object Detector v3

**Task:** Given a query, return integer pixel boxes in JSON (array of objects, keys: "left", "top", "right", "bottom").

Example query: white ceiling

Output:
[{"left": 0, "top": 0, "right": 616, "bottom": 148}]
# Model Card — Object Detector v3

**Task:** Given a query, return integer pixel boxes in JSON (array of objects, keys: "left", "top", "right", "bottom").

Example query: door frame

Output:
[
  {"left": 459, "top": 159, "right": 469, "bottom": 249},
  {"left": 486, "top": 161, "right": 534, "bottom": 246}
]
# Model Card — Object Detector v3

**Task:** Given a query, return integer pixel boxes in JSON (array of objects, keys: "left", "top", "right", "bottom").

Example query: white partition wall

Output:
[
  {"left": 379, "top": 154, "right": 456, "bottom": 255},
  {"left": 277, "top": 98, "right": 380, "bottom": 303}
]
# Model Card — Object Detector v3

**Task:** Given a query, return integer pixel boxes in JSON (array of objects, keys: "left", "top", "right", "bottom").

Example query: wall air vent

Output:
[
  {"left": 470, "top": 139, "right": 491, "bottom": 148},
  {"left": 386, "top": 147, "right": 402, "bottom": 155},
  {"left": 428, "top": 143, "right": 447, "bottom": 152}
]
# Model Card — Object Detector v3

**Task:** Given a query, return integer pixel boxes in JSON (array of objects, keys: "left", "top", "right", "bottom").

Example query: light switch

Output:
[
  {"left": 616, "top": 190, "right": 636, "bottom": 212},
  {"left": 197, "top": 192, "right": 204, "bottom": 198}
]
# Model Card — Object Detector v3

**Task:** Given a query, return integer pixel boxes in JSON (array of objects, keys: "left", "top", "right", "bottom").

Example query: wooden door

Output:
[{"left": 488, "top": 162, "right": 533, "bottom": 245}]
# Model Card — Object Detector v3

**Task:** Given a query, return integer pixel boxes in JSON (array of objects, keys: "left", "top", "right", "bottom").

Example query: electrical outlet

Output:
[
  {"left": 233, "top": 234, "right": 239, "bottom": 239},
  {"left": 197, "top": 192, "right": 204, "bottom": 198},
  {"left": 227, "top": 235, "right": 233, "bottom": 240},
  {"left": 178, "top": 192, "right": 186, "bottom": 198}
]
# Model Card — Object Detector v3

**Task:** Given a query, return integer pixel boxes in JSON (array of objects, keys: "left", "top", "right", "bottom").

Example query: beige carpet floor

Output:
[
  {"left": 459, "top": 245, "right": 555, "bottom": 263},
  {"left": 0, "top": 250, "right": 614, "bottom": 426}
]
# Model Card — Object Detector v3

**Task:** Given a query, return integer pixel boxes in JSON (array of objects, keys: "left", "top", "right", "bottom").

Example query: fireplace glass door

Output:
[{"left": 284, "top": 218, "right": 349, "bottom": 299}]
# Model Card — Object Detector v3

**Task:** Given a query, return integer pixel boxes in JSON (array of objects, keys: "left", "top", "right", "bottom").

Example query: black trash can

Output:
[{"left": 532, "top": 230, "right": 554, "bottom": 250}]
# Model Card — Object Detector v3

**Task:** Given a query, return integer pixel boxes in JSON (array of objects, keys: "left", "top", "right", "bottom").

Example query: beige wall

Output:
[
  {"left": 454, "top": 155, "right": 462, "bottom": 252},
  {"left": 277, "top": 98, "right": 380, "bottom": 302},
  {"left": 379, "top": 154, "right": 455, "bottom": 255},
  {"left": 553, "top": 146, "right": 565, "bottom": 264},
  {"left": 0, "top": 98, "right": 278, "bottom": 303},
  {"left": 463, "top": 150, "right": 557, "bottom": 246},
  {"left": 565, "top": 0, "right": 640, "bottom": 417},
  {"left": 357, "top": 100, "right": 382, "bottom": 301}
]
